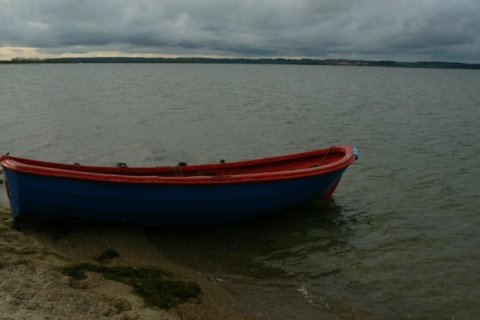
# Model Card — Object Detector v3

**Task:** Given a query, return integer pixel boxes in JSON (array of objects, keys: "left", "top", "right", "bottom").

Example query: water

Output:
[{"left": 1, "top": 64, "right": 479, "bottom": 319}]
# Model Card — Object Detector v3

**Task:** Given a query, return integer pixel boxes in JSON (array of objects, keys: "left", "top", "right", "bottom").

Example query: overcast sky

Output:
[{"left": 1, "top": 0, "right": 479, "bottom": 62}]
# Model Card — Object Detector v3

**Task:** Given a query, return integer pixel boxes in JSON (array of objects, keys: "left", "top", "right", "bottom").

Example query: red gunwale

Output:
[{"left": 0, "top": 145, "right": 356, "bottom": 185}]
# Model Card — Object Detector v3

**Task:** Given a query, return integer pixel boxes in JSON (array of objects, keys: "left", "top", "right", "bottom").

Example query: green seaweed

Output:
[
  {"left": 62, "top": 262, "right": 91, "bottom": 280},
  {"left": 95, "top": 248, "right": 119, "bottom": 263},
  {"left": 61, "top": 263, "right": 201, "bottom": 309}
]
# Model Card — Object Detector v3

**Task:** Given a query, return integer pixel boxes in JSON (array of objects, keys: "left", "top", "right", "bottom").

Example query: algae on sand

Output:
[
  {"left": 95, "top": 248, "right": 119, "bottom": 263},
  {"left": 61, "top": 263, "right": 201, "bottom": 310}
]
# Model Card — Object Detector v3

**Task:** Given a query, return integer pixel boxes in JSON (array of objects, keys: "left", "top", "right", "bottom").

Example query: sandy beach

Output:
[{"left": 0, "top": 199, "right": 262, "bottom": 320}]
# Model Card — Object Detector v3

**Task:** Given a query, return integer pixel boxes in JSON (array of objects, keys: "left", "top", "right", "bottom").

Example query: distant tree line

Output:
[{"left": 2, "top": 57, "right": 479, "bottom": 69}]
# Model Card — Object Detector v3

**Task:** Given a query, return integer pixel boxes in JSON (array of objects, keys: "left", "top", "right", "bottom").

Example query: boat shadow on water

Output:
[
  {"left": 141, "top": 197, "right": 356, "bottom": 278},
  {"left": 143, "top": 198, "right": 366, "bottom": 320},
  {"left": 2, "top": 195, "right": 355, "bottom": 279}
]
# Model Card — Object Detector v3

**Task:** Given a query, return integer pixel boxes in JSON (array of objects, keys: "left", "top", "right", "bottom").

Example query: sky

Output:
[{"left": 1, "top": 0, "right": 479, "bottom": 63}]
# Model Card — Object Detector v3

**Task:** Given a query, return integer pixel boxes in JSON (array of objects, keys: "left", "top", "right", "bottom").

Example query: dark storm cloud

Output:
[{"left": 1, "top": 0, "right": 479, "bottom": 62}]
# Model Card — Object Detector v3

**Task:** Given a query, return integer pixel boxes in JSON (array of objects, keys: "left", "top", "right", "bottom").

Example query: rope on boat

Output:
[
  {"left": 173, "top": 162, "right": 187, "bottom": 176},
  {"left": 173, "top": 166, "right": 181, "bottom": 176},
  {"left": 317, "top": 146, "right": 333, "bottom": 167}
]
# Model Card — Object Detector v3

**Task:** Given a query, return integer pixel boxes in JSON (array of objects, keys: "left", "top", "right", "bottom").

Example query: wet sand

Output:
[{"left": 0, "top": 202, "right": 260, "bottom": 320}]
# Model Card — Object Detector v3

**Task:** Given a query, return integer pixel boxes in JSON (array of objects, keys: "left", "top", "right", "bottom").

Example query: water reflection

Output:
[
  {"left": 142, "top": 198, "right": 368, "bottom": 319},
  {"left": 146, "top": 198, "right": 356, "bottom": 280}
]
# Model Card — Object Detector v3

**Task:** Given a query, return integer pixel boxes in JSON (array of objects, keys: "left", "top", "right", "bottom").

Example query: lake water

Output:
[{"left": 1, "top": 64, "right": 479, "bottom": 319}]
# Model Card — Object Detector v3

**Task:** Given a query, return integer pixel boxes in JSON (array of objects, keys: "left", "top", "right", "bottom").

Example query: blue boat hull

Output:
[{"left": 4, "top": 168, "right": 347, "bottom": 225}]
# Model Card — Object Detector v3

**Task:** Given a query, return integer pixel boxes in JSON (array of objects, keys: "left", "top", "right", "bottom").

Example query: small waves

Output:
[{"left": 1, "top": 64, "right": 480, "bottom": 319}]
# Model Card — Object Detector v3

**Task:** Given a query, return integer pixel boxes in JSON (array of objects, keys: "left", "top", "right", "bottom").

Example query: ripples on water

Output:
[{"left": 1, "top": 64, "right": 479, "bottom": 319}]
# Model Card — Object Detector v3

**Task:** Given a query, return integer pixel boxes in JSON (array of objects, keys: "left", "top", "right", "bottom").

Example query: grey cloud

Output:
[{"left": 1, "top": 0, "right": 479, "bottom": 62}]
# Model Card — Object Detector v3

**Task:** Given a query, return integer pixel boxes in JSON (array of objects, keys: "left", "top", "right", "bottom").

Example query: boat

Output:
[{"left": 0, "top": 145, "right": 358, "bottom": 225}]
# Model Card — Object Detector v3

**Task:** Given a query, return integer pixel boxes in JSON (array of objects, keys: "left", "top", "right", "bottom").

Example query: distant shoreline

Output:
[{"left": 1, "top": 57, "right": 479, "bottom": 70}]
